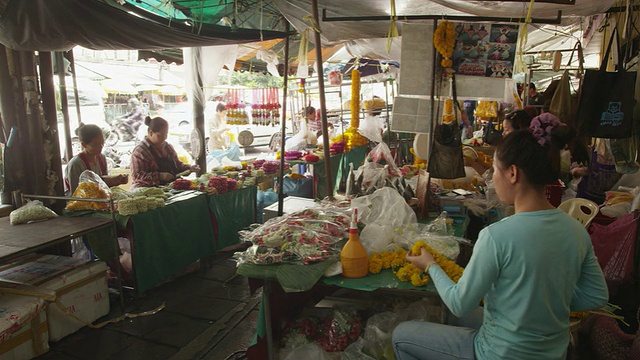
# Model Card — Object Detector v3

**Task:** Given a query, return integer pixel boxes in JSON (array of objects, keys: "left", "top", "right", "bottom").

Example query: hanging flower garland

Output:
[
  {"left": 350, "top": 69, "right": 361, "bottom": 129},
  {"left": 330, "top": 69, "right": 367, "bottom": 152},
  {"left": 433, "top": 20, "right": 456, "bottom": 68}
]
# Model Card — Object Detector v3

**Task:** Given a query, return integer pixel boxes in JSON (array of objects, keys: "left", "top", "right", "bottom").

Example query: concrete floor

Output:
[{"left": 36, "top": 250, "right": 258, "bottom": 360}]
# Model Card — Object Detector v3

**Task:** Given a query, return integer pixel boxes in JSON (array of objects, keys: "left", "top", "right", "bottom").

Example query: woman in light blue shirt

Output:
[{"left": 393, "top": 114, "right": 608, "bottom": 360}]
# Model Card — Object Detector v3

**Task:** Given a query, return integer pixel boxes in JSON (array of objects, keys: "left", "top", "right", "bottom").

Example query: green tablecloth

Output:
[
  {"left": 207, "top": 186, "right": 257, "bottom": 250},
  {"left": 130, "top": 191, "right": 216, "bottom": 293},
  {"left": 287, "top": 153, "right": 344, "bottom": 199}
]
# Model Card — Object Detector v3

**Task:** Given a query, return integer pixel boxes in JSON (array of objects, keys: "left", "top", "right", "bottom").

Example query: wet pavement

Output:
[{"left": 36, "top": 249, "right": 258, "bottom": 360}]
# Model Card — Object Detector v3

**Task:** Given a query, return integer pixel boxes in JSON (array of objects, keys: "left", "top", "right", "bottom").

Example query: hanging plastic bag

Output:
[
  {"left": 549, "top": 70, "right": 577, "bottom": 127},
  {"left": 364, "top": 142, "right": 400, "bottom": 177},
  {"left": 589, "top": 211, "right": 640, "bottom": 295},
  {"left": 359, "top": 114, "right": 384, "bottom": 143},
  {"left": 9, "top": 200, "right": 58, "bottom": 225},
  {"left": 66, "top": 170, "right": 111, "bottom": 211}
]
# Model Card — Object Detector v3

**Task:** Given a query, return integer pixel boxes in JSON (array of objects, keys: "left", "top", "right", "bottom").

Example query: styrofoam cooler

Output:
[
  {"left": 39, "top": 261, "right": 109, "bottom": 341},
  {"left": 0, "top": 255, "right": 110, "bottom": 342},
  {"left": 0, "top": 293, "right": 49, "bottom": 359}
]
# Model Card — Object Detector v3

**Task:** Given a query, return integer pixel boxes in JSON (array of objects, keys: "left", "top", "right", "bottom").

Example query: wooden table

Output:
[
  {"left": 0, "top": 215, "right": 123, "bottom": 308},
  {"left": 0, "top": 216, "right": 115, "bottom": 263}
]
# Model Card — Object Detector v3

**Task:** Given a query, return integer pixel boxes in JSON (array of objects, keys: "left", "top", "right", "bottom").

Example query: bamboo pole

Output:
[{"left": 277, "top": 22, "right": 290, "bottom": 216}]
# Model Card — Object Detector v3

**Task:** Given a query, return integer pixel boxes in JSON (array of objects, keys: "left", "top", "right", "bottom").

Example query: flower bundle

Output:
[
  {"left": 529, "top": 113, "right": 561, "bottom": 146},
  {"left": 66, "top": 181, "right": 109, "bottom": 211},
  {"left": 433, "top": 20, "right": 456, "bottom": 68},
  {"left": 235, "top": 208, "right": 350, "bottom": 265}
]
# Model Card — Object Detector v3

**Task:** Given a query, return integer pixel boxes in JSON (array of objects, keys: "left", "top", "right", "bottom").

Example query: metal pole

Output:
[
  {"left": 55, "top": 52, "right": 73, "bottom": 161},
  {"left": 190, "top": 47, "right": 206, "bottom": 174},
  {"left": 311, "top": 0, "right": 334, "bottom": 200},
  {"left": 277, "top": 22, "right": 291, "bottom": 216}
]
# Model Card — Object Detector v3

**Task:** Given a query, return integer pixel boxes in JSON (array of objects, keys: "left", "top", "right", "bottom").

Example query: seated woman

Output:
[
  {"left": 393, "top": 116, "right": 608, "bottom": 359},
  {"left": 130, "top": 116, "right": 200, "bottom": 188},
  {"left": 64, "top": 124, "right": 128, "bottom": 195}
]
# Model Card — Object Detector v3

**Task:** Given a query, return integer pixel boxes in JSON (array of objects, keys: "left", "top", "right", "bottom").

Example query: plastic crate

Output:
[{"left": 545, "top": 181, "right": 564, "bottom": 207}]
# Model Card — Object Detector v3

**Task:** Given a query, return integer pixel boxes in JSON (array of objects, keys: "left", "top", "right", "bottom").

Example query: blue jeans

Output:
[{"left": 392, "top": 307, "right": 483, "bottom": 360}]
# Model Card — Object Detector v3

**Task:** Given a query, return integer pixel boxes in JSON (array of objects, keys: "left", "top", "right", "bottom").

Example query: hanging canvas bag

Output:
[
  {"left": 577, "top": 27, "right": 637, "bottom": 139},
  {"left": 428, "top": 75, "right": 466, "bottom": 179}
]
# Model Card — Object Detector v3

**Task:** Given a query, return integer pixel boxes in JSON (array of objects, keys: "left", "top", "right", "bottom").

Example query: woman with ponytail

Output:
[{"left": 393, "top": 113, "right": 608, "bottom": 360}]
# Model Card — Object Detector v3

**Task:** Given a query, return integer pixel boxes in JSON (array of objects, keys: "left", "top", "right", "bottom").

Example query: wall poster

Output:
[{"left": 452, "top": 23, "right": 519, "bottom": 78}]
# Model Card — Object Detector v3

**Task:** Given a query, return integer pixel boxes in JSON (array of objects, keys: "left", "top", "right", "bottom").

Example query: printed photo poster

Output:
[{"left": 452, "top": 23, "right": 519, "bottom": 78}]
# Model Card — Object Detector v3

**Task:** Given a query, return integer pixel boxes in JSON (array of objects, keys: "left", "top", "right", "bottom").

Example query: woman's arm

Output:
[
  {"left": 571, "top": 242, "right": 609, "bottom": 311},
  {"left": 430, "top": 229, "right": 500, "bottom": 317},
  {"left": 64, "top": 156, "right": 85, "bottom": 195},
  {"left": 166, "top": 143, "right": 199, "bottom": 173}
]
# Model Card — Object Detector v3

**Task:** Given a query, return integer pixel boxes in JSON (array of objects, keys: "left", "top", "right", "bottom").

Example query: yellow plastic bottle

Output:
[{"left": 340, "top": 209, "right": 369, "bottom": 278}]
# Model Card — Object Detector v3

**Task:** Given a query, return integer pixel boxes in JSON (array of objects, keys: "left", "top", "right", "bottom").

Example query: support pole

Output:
[
  {"left": 55, "top": 52, "right": 73, "bottom": 161},
  {"left": 191, "top": 47, "right": 206, "bottom": 174},
  {"left": 311, "top": 0, "right": 333, "bottom": 200},
  {"left": 39, "top": 52, "right": 65, "bottom": 205},
  {"left": 277, "top": 22, "right": 291, "bottom": 216},
  {"left": 67, "top": 51, "right": 83, "bottom": 125}
]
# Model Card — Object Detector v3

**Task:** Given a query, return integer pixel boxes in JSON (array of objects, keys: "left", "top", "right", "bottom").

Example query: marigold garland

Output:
[
  {"left": 368, "top": 241, "right": 464, "bottom": 288},
  {"left": 330, "top": 69, "right": 367, "bottom": 152},
  {"left": 350, "top": 69, "right": 361, "bottom": 129},
  {"left": 433, "top": 20, "right": 456, "bottom": 68}
]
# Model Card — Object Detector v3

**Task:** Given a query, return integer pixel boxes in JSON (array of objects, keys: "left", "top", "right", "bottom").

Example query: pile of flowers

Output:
[
  {"left": 234, "top": 208, "right": 350, "bottom": 265},
  {"left": 369, "top": 240, "right": 464, "bottom": 287}
]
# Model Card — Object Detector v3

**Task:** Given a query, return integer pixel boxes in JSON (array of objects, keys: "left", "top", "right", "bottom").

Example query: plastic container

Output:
[{"left": 340, "top": 209, "right": 369, "bottom": 278}]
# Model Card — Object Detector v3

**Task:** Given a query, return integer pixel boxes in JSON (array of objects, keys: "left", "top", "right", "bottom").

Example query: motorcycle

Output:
[{"left": 107, "top": 117, "right": 142, "bottom": 146}]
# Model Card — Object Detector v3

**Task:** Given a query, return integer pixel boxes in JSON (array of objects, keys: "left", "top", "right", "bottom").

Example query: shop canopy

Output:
[{"left": 0, "top": 0, "right": 618, "bottom": 52}]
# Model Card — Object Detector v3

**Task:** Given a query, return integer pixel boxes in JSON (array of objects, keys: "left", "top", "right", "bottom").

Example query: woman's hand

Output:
[
  {"left": 159, "top": 172, "right": 174, "bottom": 183},
  {"left": 406, "top": 248, "right": 436, "bottom": 272},
  {"left": 118, "top": 174, "right": 129, "bottom": 185},
  {"left": 190, "top": 164, "right": 201, "bottom": 174}
]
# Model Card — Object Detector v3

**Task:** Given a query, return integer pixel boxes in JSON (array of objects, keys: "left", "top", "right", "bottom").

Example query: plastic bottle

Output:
[{"left": 340, "top": 208, "right": 369, "bottom": 278}]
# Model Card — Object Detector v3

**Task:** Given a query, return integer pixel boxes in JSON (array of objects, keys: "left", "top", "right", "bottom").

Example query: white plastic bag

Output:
[
  {"left": 9, "top": 200, "right": 58, "bottom": 225},
  {"left": 351, "top": 187, "right": 417, "bottom": 228},
  {"left": 283, "top": 342, "right": 332, "bottom": 360},
  {"left": 358, "top": 115, "right": 383, "bottom": 143}
]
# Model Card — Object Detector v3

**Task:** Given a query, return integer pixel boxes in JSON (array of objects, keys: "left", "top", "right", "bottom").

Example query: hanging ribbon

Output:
[
  {"left": 515, "top": 0, "right": 536, "bottom": 75},
  {"left": 297, "top": 15, "right": 321, "bottom": 78},
  {"left": 386, "top": 0, "right": 399, "bottom": 54}
]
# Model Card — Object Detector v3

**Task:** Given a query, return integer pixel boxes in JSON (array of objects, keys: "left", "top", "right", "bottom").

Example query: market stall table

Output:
[
  {"left": 285, "top": 153, "right": 344, "bottom": 199},
  {"left": 207, "top": 186, "right": 257, "bottom": 250},
  {"left": 238, "top": 214, "right": 469, "bottom": 360}
]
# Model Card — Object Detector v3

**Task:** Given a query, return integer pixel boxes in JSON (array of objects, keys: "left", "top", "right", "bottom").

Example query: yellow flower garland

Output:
[
  {"left": 433, "top": 20, "right": 456, "bottom": 68},
  {"left": 350, "top": 69, "right": 361, "bottom": 129},
  {"left": 368, "top": 241, "right": 464, "bottom": 287},
  {"left": 331, "top": 69, "right": 367, "bottom": 152}
]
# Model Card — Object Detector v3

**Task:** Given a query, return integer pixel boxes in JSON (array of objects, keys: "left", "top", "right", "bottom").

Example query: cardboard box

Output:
[
  {"left": 0, "top": 293, "right": 48, "bottom": 360},
  {"left": 0, "top": 255, "right": 109, "bottom": 342},
  {"left": 263, "top": 196, "right": 317, "bottom": 223}
]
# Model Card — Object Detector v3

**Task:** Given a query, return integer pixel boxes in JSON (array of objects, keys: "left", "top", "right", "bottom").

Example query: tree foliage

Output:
[{"left": 218, "top": 71, "right": 283, "bottom": 88}]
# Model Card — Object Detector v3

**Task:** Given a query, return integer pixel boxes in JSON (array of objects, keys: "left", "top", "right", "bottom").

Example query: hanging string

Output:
[
  {"left": 386, "top": 0, "right": 399, "bottom": 54},
  {"left": 515, "top": 0, "right": 536, "bottom": 75}
]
